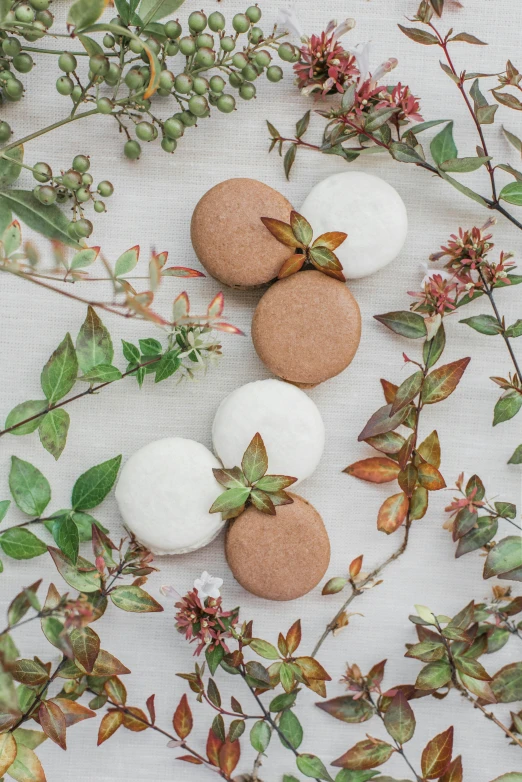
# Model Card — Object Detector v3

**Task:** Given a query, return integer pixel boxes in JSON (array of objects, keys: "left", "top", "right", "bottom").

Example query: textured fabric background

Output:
[{"left": 1, "top": 1, "right": 521, "bottom": 780}]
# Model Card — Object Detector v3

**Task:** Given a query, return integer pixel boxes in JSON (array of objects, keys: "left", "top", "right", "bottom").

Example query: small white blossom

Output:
[
  {"left": 419, "top": 262, "right": 453, "bottom": 289},
  {"left": 276, "top": 6, "right": 304, "bottom": 40},
  {"left": 160, "top": 585, "right": 182, "bottom": 602},
  {"left": 193, "top": 571, "right": 223, "bottom": 600}
]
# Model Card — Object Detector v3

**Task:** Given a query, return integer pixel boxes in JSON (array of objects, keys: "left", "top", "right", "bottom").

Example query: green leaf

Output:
[
  {"left": 70, "top": 626, "right": 100, "bottom": 673},
  {"left": 0, "top": 146, "right": 23, "bottom": 186},
  {"left": 439, "top": 156, "right": 491, "bottom": 173},
  {"left": 423, "top": 323, "right": 446, "bottom": 368},
  {"left": 495, "top": 501, "right": 517, "bottom": 519},
  {"left": 365, "top": 108, "right": 399, "bottom": 132},
  {"left": 0, "top": 499, "right": 10, "bottom": 523},
  {"left": 453, "top": 654, "right": 490, "bottom": 681},
  {"left": 38, "top": 409, "right": 70, "bottom": 460},
  {"left": 297, "top": 754, "right": 333, "bottom": 781},
  {"left": 484, "top": 536, "right": 522, "bottom": 580},
  {"left": 205, "top": 645, "right": 224, "bottom": 676},
  {"left": 41, "top": 333, "right": 78, "bottom": 403},
  {"left": 440, "top": 172, "right": 488, "bottom": 206},
  {"left": 405, "top": 640, "right": 445, "bottom": 662},
  {"left": 459, "top": 314, "right": 502, "bottom": 335},
  {"left": 8, "top": 743, "right": 46, "bottom": 782},
  {"left": 290, "top": 212, "right": 313, "bottom": 246},
  {"left": 383, "top": 691, "right": 415, "bottom": 744},
  {"left": 47, "top": 547, "right": 101, "bottom": 592},
  {"left": 249, "top": 638, "right": 280, "bottom": 660},
  {"left": 138, "top": 0, "right": 184, "bottom": 22},
  {"left": 0, "top": 199, "right": 12, "bottom": 234},
  {"left": 122, "top": 340, "right": 140, "bottom": 364},
  {"left": 490, "top": 775, "right": 522, "bottom": 782},
  {"left": 209, "top": 487, "right": 250, "bottom": 519},
  {"left": 70, "top": 247, "right": 99, "bottom": 271},
  {"left": 154, "top": 351, "right": 180, "bottom": 382},
  {"left": 110, "top": 585, "right": 163, "bottom": 613},
  {"left": 68, "top": 0, "right": 107, "bottom": 28},
  {"left": 391, "top": 371, "right": 423, "bottom": 415},
  {"left": 415, "top": 660, "right": 452, "bottom": 690},
  {"left": 53, "top": 514, "right": 80, "bottom": 563},
  {"left": 296, "top": 110, "right": 311, "bottom": 139},
  {"left": 279, "top": 709, "right": 303, "bottom": 750},
  {"left": 421, "top": 358, "right": 470, "bottom": 404},
  {"left": 4, "top": 400, "right": 48, "bottom": 435},
  {"left": 80, "top": 364, "right": 122, "bottom": 383},
  {"left": 374, "top": 311, "right": 427, "bottom": 339},
  {"left": 334, "top": 773, "right": 382, "bottom": 782},
  {"left": 2, "top": 219, "right": 21, "bottom": 256},
  {"left": 139, "top": 338, "right": 162, "bottom": 356},
  {"left": 114, "top": 246, "right": 140, "bottom": 277},
  {"left": 389, "top": 142, "right": 425, "bottom": 164},
  {"left": 0, "top": 528, "right": 47, "bottom": 560},
  {"left": 284, "top": 143, "right": 297, "bottom": 180},
  {"left": 72, "top": 455, "right": 122, "bottom": 510},
  {"left": 500, "top": 181, "right": 522, "bottom": 206},
  {"left": 503, "top": 126, "right": 522, "bottom": 155},
  {"left": 0, "top": 0, "right": 14, "bottom": 23},
  {"left": 270, "top": 692, "right": 298, "bottom": 712},
  {"left": 505, "top": 319, "right": 522, "bottom": 338},
  {"left": 250, "top": 720, "right": 271, "bottom": 753},
  {"left": 508, "top": 444, "right": 522, "bottom": 464},
  {"left": 491, "top": 662, "right": 522, "bottom": 702},
  {"left": 456, "top": 516, "right": 497, "bottom": 557},
  {"left": 398, "top": 24, "right": 439, "bottom": 45},
  {"left": 431, "top": 121, "right": 458, "bottom": 165},
  {"left": 9, "top": 456, "right": 50, "bottom": 516},
  {"left": 241, "top": 433, "right": 268, "bottom": 484},
  {"left": 316, "top": 696, "right": 373, "bottom": 724},
  {"left": 0, "top": 190, "right": 81, "bottom": 248},
  {"left": 493, "top": 390, "right": 522, "bottom": 425},
  {"left": 76, "top": 306, "right": 114, "bottom": 373}
]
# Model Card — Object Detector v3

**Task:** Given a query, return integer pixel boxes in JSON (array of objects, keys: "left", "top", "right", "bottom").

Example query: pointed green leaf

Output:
[
  {"left": 41, "top": 333, "right": 78, "bottom": 403},
  {"left": 38, "top": 409, "right": 70, "bottom": 460},
  {"left": 431, "top": 121, "right": 458, "bottom": 165},
  {"left": 4, "top": 400, "right": 48, "bottom": 436},
  {"left": 53, "top": 514, "right": 80, "bottom": 563},
  {"left": 493, "top": 390, "right": 522, "bottom": 425},
  {"left": 71, "top": 455, "right": 122, "bottom": 510},
  {"left": 110, "top": 585, "right": 163, "bottom": 613},
  {"left": 76, "top": 306, "right": 114, "bottom": 373},
  {"left": 0, "top": 146, "right": 23, "bottom": 186},
  {"left": 0, "top": 528, "right": 47, "bottom": 559},
  {"left": 242, "top": 433, "right": 268, "bottom": 484},
  {"left": 0, "top": 190, "right": 81, "bottom": 248},
  {"left": 9, "top": 456, "right": 50, "bottom": 516}
]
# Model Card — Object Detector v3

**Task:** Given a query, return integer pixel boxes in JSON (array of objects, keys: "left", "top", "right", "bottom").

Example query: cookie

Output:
[
  {"left": 191, "top": 178, "right": 294, "bottom": 288},
  {"left": 300, "top": 171, "right": 408, "bottom": 279},
  {"left": 252, "top": 270, "right": 361, "bottom": 386},
  {"left": 115, "top": 438, "right": 223, "bottom": 555},
  {"left": 212, "top": 378, "right": 324, "bottom": 485},
  {"left": 225, "top": 493, "right": 330, "bottom": 601}
]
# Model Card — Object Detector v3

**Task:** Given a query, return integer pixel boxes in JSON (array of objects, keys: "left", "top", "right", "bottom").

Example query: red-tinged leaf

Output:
[
  {"left": 104, "top": 677, "right": 127, "bottom": 706},
  {"left": 206, "top": 727, "right": 224, "bottom": 766},
  {"left": 207, "top": 292, "right": 224, "bottom": 318},
  {"left": 440, "top": 755, "right": 463, "bottom": 782},
  {"left": 219, "top": 736, "right": 241, "bottom": 775},
  {"left": 398, "top": 463, "right": 418, "bottom": 497},
  {"left": 453, "top": 655, "right": 491, "bottom": 681},
  {"left": 308, "top": 245, "right": 346, "bottom": 281},
  {"left": 177, "top": 755, "right": 203, "bottom": 764},
  {"left": 421, "top": 358, "right": 471, "bottom": 404},
  {"left": 410, "top": 485, "right": 429, "bottom": 520},
  {"left": 391, "top": 371, "right": 423, "bottom": 415},
  {"left": 7, "top": 743, "right": 46, "bottom": 782},
  {"left": 344, "top": 457, "right": 400, "bottom": 483},
  {"left": 98, "top": 710, "right": 124, "bottom": 745},
  {"left": 332, "top": 738, "right": 395, "bottom": 769},
  {"left": 459, "top": 672, "right": 496, "bottom": 703},
  {"left": 0, "top": 732, "right": 17, "bottom": 776},
  {"left": 242, "top": 432, "right": 268, "bottom": 484},
  {"left": 365, "top": 431, "right": 406, "bottom": 455},
  {"left": 123, "top": 707, "right": 148, "bottom": 732},
  {"left": 11, "top": 659, "right": 49, "bottom": 686},
  {"left": 381, "top": 379, "right": 398, "bottom": 403},
  {"left": 286, "top": 619, "right": 301, "bottom": 655},
  {"left": 421, "top": 726, "right": 454, "bottom": 779},
  {"left": 90, "top": 649, "right": 130, "bottom": 677},
  {"left": 367, "top": 660, "right": 387, "bottom": 689},
  {"left": 146, "top": 694, "right": 156, "bottom": 725},
  {"left": 49, "top": 698, "right": 95, "bottom": 726},
  {"left": 39, "top": 700, "right": 67, "bottom": 749},
  {"left": 162, "top": 266, "right": 205, "bottom": 278},
  {"left": 417, "top": 462, "right": 446, "bottom": 491},
  {"left": 383, "top": 691, "right": 416, "bottom": 745},
  {"left": 294, "top": 656, "right": 331, "bottom": 682},
  {"left": 450, "top": 32, "right": 487, "bottom": 45},
  {"left": 358, "top": 403, "right": 411, "bottom": 441},
  {"left": 290, "top": 211, "right": 313, "bottom": 245},
  {"left": 173, "top": 694, "right": 193, "bottom": 739},
  {"left": 377, "top": 493, "right": 409, "bottom": 534},
  {"left": 349, "top": 555, "right": 363, "bottom": 578},
  {"left": 172, "top": 291, "right": 189, "bottom": 322},
  {"left": 316, "top": 695, "right": 373, "bottom": 724},
  {"left": 417, "top": 430, "right": 441, "bottom": 467},
  {"left": 313, "top": 231, "right": 347, "bottom": 251},
  {"left": 278, "top": 253, "right": 305, "bottom": 278},
  {"left": 212, "top": 321, "right": 245, "bottom": 335},
  {"left": 70, "top": 626, "right": 100, "bottom": 673},
  {"left": 250, "top": 488, "right": 276, "bottom": 515},
  {"left": 261, "top": 217, "right": 302, "bottom": 248}
]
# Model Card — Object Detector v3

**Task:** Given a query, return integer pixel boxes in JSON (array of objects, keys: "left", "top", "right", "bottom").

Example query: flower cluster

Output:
[
  {"left": 294, "top": 19, "right": 358, "bottom": 96},
  {"left": 173, "top": 576, "right": 238, "bottom": 655}
]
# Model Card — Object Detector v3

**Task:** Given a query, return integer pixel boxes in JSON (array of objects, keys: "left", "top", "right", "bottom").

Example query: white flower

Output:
[
  {"left": 419, "top": 262, "right": 453, "bottom": 289},
  {"left": 160, "top": 585, "right": 182, "bottom": 602},
  {"left": 276, "top": 6, "right": 304, "bottom": 40},
  {"left": 193, "top": 571, "right": 223, "bottom": 600},
  {"left": 345, "top": 42, "right": 398, "bottom": 87}
]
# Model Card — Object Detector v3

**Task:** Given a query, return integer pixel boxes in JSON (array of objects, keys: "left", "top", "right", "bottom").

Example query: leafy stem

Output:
[
  {"left": 367, "top": 691, "right": 423, "bottom": 782},
  {"left": 476, "top": 266, "right": 522, "bottom": 382},
  {"left": 12, "top": 656, "right": 66, "bottom": 731}
]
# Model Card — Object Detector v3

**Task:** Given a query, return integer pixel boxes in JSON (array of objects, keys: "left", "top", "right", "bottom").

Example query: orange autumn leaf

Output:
[
  {"left": 278, "top": 253, "right": 306, "bottom": 278},
  {"left": 417, "top": 461, "right": 446, "bottom": 491},
  {"left": 421, "top": 726, "right": 454, "bottom": 779},
  {"left": 345, "top": 457, "right": 400, "bottom": 483},
  {"left": 286, "top": 619, "right": 302, "bottom": 655},
  {"left": 206, "top": 728, "right": 223, "bottom": 766},
  {"left": 173, "top": 694, "right": 193, "bottom": 740},
  {"left": 123, "top": 707, "right": 148, "bottom": 732},
  {"left": 313, "top": 231, "right": 348, "bottom": 251},
  {"left": 97, "top": 710, "right": 123, "bottom": 745},
  {"left": 261, "top": 217, "right": 302, "bottom": 248},
  {"left": 349, "top": 555, "right": 363, "bottom": 578},
  {"left": 377, "top": 493, "right": 409, "bottom": 534},
  {"left": 39, "top": 700, "right": 67, "bottom": 750},
  {"left": 219, "top": 736, "right": 241, "bottom": 776}
]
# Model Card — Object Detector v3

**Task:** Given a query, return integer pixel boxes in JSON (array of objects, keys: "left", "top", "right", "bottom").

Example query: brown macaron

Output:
[
  {"left": 225, "top": 493, "right": 330, "bottom": 601},
  {"left": 252, "top": 269, "right": 362, "bottom": 386},
  {"left": 190, "top": 178, "right": 294, "bottom": 288}
]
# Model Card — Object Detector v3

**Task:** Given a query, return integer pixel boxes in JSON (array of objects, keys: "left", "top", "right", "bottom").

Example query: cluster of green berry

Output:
[
  {"left": 0, "top": 0, "right": 53, "bottom": 103},
  {"left": 31, "top": 154, "right": 113, "bottom": 239}
]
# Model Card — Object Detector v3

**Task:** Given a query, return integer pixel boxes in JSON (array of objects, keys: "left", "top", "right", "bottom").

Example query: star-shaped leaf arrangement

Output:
[
  {"left": 261, "top": 210, "right": 347, "bottom": 282},
  {"left": 209, "top": 433, "right": 297, "bottom": 520}
]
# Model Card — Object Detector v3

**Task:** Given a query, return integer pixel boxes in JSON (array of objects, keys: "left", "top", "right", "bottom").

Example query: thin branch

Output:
[{"left": 476, "top": 267, "right": 522, "bottom": 381}]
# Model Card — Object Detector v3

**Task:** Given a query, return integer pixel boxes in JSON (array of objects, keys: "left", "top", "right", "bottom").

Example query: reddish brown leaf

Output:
[
  {"left": 365, "top": 431, "right": 406, "bottom": 455},
  {"left": 332, "top": 738, "right": 395, "bottom": 769},
  {"left": 440, "top": 755, "right": 463, "bottom": 782},
  {"left": 290, "top": 211, "right": 313, "bottom": 244},
  {"left": 219, "top": 736, "right": 241, "bottom": 775},
  {"left": 90, "top": 649, "right": 130, "bottom": 677},
  {"left": 206, "top": 727, "right": 224, "bottom": 766},
  {"left": 0, "top": 732, "right": 16, "bottom": 776},
  {"left": 286, "top": 619, "right": 302, "bottom": 655},
  {"left": 345, "top": 457, "right": 400, "bottom": 483},
  {"left": 70, "top": 626, "right": 100, "bottom": 674},
  {"left": 295, "top": 656, "right": 331, "bottom": 682},
  {"left": 278, "top": 253, "right": 305, "bottom": 278},
  {"left": 421, "top": 726, "right": 454, "bottom": 779},
  {"left": 381, "top": 379, "right": 398, "bottom": 403},
  {"left": 367, "top": 660, "right": 387, "bottom": 689},
  {"left": 123, "top": 707, "right": 148, "bottom": 732},
  {"left": 104, "top": 677, "right": 127, "bottom": 706},
  {"left": 261, "top": 217, "right": 302, "bottom": 248},
  {"left": 39, "top": 700, "right": 67, "bottom": 750},
  {"left": 349, "top": 555, "right": 363, "bottom": 578},
  {"left": 49, "top": 698, "right": 95, "bottom": 726},
  {"left": 177, "top": 755, "right": 203, "bottom": 764},
  {"left": 417, "top": 462, "right": 446, "bottom": 491},
  {"left": 398, "top": 464, "right": 418, "bottom": 497},
  {"left": 146, "top": 694, "right": 156, "bottom": 725},
  {"left": 97, "top": 710, "right": 124, "bottom": 745},
  {"left": 377, "top": 493, "right": 409, "bottom": 534},
  {"left": 162, "top": 266, "right": 205, "bottom": 278},
  {"left": 421, "top": 358, "right": 470, "bottom": 404},
  {"left": 173, "top": 694, "right": 193, "bottom": 739},
  {"left": 358, "top": 403, "right": 410, "bottom": 442},
  {"left": 417, "top": 430, "right": 441, "bottom": 468},
  {"left": 313, "top": 231, "right": 347, "bottom": 251}
]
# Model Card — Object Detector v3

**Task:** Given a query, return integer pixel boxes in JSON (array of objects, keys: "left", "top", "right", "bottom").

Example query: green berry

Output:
[
  {"left": 220, "top": 36, "right": 235, "bottom": 52},
  {"left": 136, "top": 121, "right": 157, "bottom": 142},
  {"left": 37, "top": 185, "right": 57, "bottom": 205},
  {"left": 74, "top": 218, "right": 93, "bottom": 238},
  {"left": 5, "top": 77, "right": 24, "bottom": 100},
  {"left": 239, "top": 81, "right": 256, "bottom": 100},
  {"left": 188, "top": 94, "right": 208, "bottom": 116},
  {"left": 89, "top": 54, "right": 110, "bottom": 76},
  {"left": 94, "top": 200, "right": 106, "bottom": 213},
  {"left": 71, "top": 84, "right": 83, "bottom": 103},
  {"left": 123, "top": 140, "right": 141, "bottom": 160},
  {"left": 209, "top": 74, "right": 225, "bottom": 93},
  {"left": 2, "top": 37, "right": 21, "bottom": 57},
  {"left": 179, "top": 36, "right": 196, "bottom": 56},
  {"left": 58, "top": 52, "right": 77, "bottom": 72},
  {"left": 208, "top": 11, "right": 225, "bottom": 31},
  {"left": 139, "top": 66, "right": 150, "bottom": 81},
  {"left": 159, "top": 70, "right": 175, "bottom": 91},
  {"left": 62, "top": 169, "right": 82, "bottom": 190},
  {"left": 22, "top": 20, "right": 45, "bottom": 41},
  {"left": 165, "top": 20, "right": 182, "bottom": 39},
  {"left": 164, "top": 116, "right": 184, "bottom": 139},
  {"left": 15, "top": 3, "right": 35, "bottom": 22},
  {"left": 232, "top": 52, "right": 248, "bottom": 69},
  {"left": 175, "top": 73, "right": 192, "bottom": 93},
  {"left": 35, "top": 9, "right": 53, "bottom": 28},
  {"left": 188, "top": 11, "right": 206, "bottom": 32},
  {"left": 31, "top": 0, "right": 50, "bottom": 9},
  {"left": 67, "top": 221, "right": 78, "bottom": 238},
  {"left": 180, "top": 111, "right": 197, "bottom": 126},
  {"left": 56, "top": 75, "right": 74, "bottom": 96},
  {"left": 161, "top": 136, "right": 177, "bottom": 153},
  {"left": 232, "top": 13, "right": 250, "bottom": 33},
  {"left": 125, "top": 69, "right": 144, "bottom": 90},
  {"left": 12, "top": 53, "right": 33, "bottom": 73},
  {"left": 196, "top": 33, "right": 214, "bottom": 49},
  {"left": 82, "top": 173, "right": 93, "bottom": 186},
  {"left": 136, "top": 97, "right": 151, "bottom": 110},
  {"left": 228, "top": 71, "right": 243, "bottom": 89},
  {"left": 55, "top": 186, "right": 68, "bottom": 203},
  {"left": 0, "top": 121, "right": 11, "bottom": 142},
  {"left": 193, "top": 76, "right": 209, "bottom": 95},
  {"left": 165, "top": 41, "right": 179, "bottom": 56},
  {"left": 72, "top": 154, "right": 90, "bottom": 173},
  {"left": 103, "top": 33, "right": 115, "bottom": 48},
  {"left": 104, "top": 63, "right": 121, "bottom": 86},
  {"left": 97, "top": 180, "right": 114, "bottom": 197},
  {"left": 248, "top": 26, "right": 263, "bottom": 44},
  {"left": 145, "top": 37, "right": 161, "bottom": 55},
  {"left": 278, "top": 42, "right": 297, "bottom": 62},
  {"left": 129, "top": 38, "right": 144, "bottom": 54},
  {"left": 195, "top": 47, "right": 215, "bottom": 68},
  {"left": 33, "top": 162, "right": 52, "bottom": 182},
  {"left": 254, "top": 50, "right": 271, "bottom": 68},
  {"left": 0, "top": 70, "right": 12, "bottom": 84},
  {"left": 242, "top": 64, "right": 257, "bottom": 81},
  {"left": 217, "top": 93, "right": 235, "bottom": 113},
  {"left": 33, "top": 185, "right": 42, "bottom": 200},
  {"left": 246, "top": 5, "right": 262, "bottom": 22},
  {"left": 266, "top": 65, "right": 283, "bottom": 83},
  {"left": 97, "top": 96, "right": 113, "bottom": 114},
  {"left": 76, "top": 186, "right": 91, "bottom": 203}
]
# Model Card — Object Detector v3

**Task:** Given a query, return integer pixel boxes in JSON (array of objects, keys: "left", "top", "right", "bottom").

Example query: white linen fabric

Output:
[{"left": 1, "top": 1, "right": 521, "bottom": 780}]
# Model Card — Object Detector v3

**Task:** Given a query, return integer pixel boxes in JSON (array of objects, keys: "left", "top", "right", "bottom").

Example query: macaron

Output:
[
  {"left": 212, "top": 379, "right": 325, "bottom": 485},
  {"left": 225, "top": 493, "right": 330, "bottom": 601},
  {"left": 190, "top": 178, "right": 294, "bottom": 288},
  {"left": 115, "top": 438, "right": 223, "bottom": 555},
  {"left": 300, "top": 171, "right": 408, "bottom": 279},
  {"left": 252, "top": 270, "right": 361, "bottom": 386}
]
